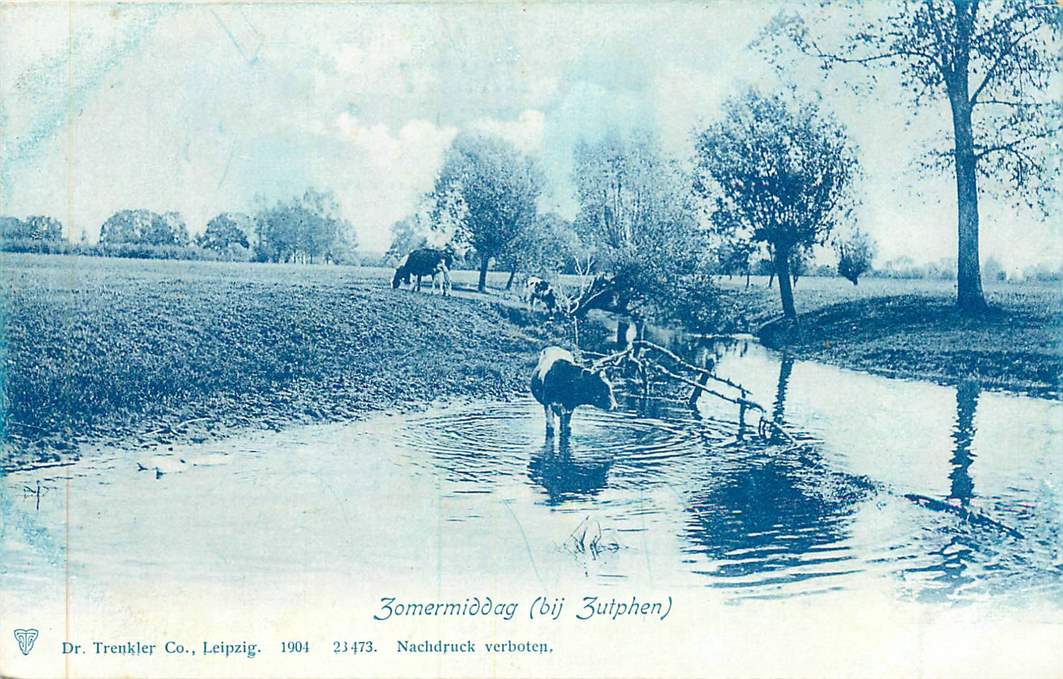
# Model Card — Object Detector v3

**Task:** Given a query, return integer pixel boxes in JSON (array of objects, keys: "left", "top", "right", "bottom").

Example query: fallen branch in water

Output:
[
  {"left": 903, "top": 493, "right": 1024, "bottom": 539},
  {"left": 587, "top": 340, "right": 801, "bottom": 446},
  {"left": 631, "top": 340, "right": 751, "bottom": 397}
]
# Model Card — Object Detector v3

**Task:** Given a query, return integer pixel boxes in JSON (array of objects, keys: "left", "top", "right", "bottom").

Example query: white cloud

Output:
[
  {"left": 469, "top": 109, "right": 546, "bottom": 153},
  {"left": 333, "top": 113, "right": 457, "bottom": 250}
]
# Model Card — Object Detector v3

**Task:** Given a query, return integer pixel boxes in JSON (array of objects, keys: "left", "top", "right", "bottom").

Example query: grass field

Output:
[
  {"left": 724, "top": 275, "right": 1062, "bottom": 395},
  {"left": 2, "top": 254, "right": 1059, "bottom": 464},
  {"left": 0, "top": 254, "right": 570, "bottom": 466}
]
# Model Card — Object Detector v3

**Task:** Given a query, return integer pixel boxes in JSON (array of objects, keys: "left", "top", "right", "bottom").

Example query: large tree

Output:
[
  {"left": 771, "top": 0, "right": 1061, "bottom": 312},
  {"left": 385, "top": 213, "right": 430, "bottom": 265},
  {"left": 0, "top": 215, "right": 63, "bottom": 241},
  {"left": 497, "top": 212, "right": 582, "bottom": 289},
  {"left": 693, "top": 90, "right": 859, "bottom": 320},
  {"left": 431, "top": 133, "right": 544, "bottom": 292},
  {"left": 835, "top": 227, "right": 876, "bottom": 285},
  {"left": 198, "top": 212, "right": 253, "bottom": 251}
]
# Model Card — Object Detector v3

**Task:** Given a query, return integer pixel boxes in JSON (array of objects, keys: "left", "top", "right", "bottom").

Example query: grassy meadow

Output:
[
  {"left": 723, "top": 275, "right": 1063, "bottom": 395},
  {"left": 0, "top": 254, "right": 566, "bottom": 467}
]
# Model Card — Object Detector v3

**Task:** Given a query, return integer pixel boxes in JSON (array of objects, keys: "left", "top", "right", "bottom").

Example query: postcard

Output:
[{"left": 1, "top": 1, "right": 1060, "bottom": 677}]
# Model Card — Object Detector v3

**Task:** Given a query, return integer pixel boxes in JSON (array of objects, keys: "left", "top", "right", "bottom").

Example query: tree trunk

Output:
[
  {"left": 477, "top": 254, "right": 490, "bottom": 293},
  {"left": 505, "top": 269, "right": 517, "bottom": 291},
  {"left": 773, "top": 246, "right": 797, "bottom": 320},
  {"left": 946, "top": 24, "right": 987, "bottom": 313}
]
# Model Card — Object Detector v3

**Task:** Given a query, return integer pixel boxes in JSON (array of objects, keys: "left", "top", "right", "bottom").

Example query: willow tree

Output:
[
  {"left": 771, "top": 0, "right": 1061, "bottom": 312},
  {"left": 694, "top": 90, "right": 859, "bottom": 320},
  {"left": 431, "top": 133, "right": 544, "bottom": 292},
  {"left": 572, "top": 131, "right": 709, "bottom": 323}
]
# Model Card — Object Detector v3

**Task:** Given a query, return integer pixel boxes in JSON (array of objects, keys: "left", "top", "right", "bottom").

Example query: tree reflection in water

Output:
[
  {"left": 682, "top": 354, "right": 872, "bottom": 590},
  {"left": 906, "top": 380, "right": 983, "bottom": 602}
]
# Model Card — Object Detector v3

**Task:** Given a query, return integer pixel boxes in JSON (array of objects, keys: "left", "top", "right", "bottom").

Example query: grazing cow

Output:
[
  {"left": 392, "top": 248, "right": 452, "bottom": 295},
  {"left": 523, "top": 276, "right": 558, "bottom": 311},
  {"left": 530, "top": 347, "right": 617, "bottom": 436}
]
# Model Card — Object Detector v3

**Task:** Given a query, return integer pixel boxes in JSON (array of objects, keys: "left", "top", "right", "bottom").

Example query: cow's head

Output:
[
  {"left": 392, "top": 268, "right": 407, "bottom": 289},
  {"left": 582, "top": 369, "right": 617, "bottom": 411}
]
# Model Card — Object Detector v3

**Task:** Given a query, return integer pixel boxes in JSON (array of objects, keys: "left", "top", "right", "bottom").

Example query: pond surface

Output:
[{"left": 2, "top": 336, "right": 1061, "bottom": 608}]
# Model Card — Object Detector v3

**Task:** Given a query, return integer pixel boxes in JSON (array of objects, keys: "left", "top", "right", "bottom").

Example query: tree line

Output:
[
  {"left": 0, "top": 188, "right": 358, "bottom": 264},
  {"left": 389, "top": 91, "right": 876, "bottom": 325}
]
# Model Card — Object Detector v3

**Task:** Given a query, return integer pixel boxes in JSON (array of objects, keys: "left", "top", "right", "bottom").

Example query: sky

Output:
[{"left": 0, "top": 2, "right": 1059, "bottom": 270}]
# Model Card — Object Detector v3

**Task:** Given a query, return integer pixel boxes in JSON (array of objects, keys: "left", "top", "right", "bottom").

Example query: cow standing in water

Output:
[
  {"left": 392, "top": 248, "right": 453, "bottom": 295},
  {"left": 530, "top": 347, "right": 617, "bottom": 436}
]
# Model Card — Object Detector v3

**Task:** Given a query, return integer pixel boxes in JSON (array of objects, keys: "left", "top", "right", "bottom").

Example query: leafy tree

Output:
[
  {"left": 498, "top": 212, "right": 582, "bottom": 289},
  {"left": 431, "top": 133, "right": 544, "bottom": 292},
  {"left": 714, "top": 238, "right": 758, "bottom": 287},
  {"left": 789, "top": 245, "right": 813, "bottom": 288},
  {"left": 694, "top": 90, "right": 859, "bottom": 320},
  {"left": 771, "top": 0, "right": 1061, "bottom": 312},
  {"left": 982, "top": 255, "right": 1004, "bottom": 282},
  {"left": 0, "top": 215, "right": 63, "bottom": 241},
  {"left": 0, "top": 217, "right": 18, "bottom": 238},
  {"left": 572, "top": 130, "right": 710, "bottom": 321},
  {"left": 385, "top": 212, "right": 431, "bottom": 265},
  {"left": 254, "top": 189, "right": 355, "bottom": 264},
  {"left": 198, "top": 212, "right": 253, "bottom": 251},
  {"left": 835, "top": 227, "right": 876, "bottom": 284},
  {"left": 147, "top": 212, "right": 189, "bottom": 246},
  {"left": 24, "top": 215, "right": 64, "bottom": 240},
  {"left": 99, "top": 209, "right": 189, "bottom": 246}
]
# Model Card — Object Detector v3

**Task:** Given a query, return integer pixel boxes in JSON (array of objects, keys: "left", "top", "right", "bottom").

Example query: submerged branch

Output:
[{"left": 588, "top": 339, "right": 801, "bottom": 446}]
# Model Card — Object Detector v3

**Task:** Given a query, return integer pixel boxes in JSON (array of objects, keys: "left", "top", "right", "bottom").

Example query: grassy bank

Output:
[
  {"left": 724, "top": 276, "right": 1063, "bottom": 396},
  {"left": 0, "top": 254, "right": 563, "bottom": 468}
]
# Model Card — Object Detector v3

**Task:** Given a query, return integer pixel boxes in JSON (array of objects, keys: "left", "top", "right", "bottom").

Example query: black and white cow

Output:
[
  {"left": 530, "top": 347, "right": 617, "bottom": 436},
  {"left": 392, "top": 248, "right": 452, "bottom": 295},
  {"left": 523, "top": 276, "right": 558, "bottom": 311}
]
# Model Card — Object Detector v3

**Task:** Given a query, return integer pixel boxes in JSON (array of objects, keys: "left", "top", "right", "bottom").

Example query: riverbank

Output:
[
  {"left": 0, "top": 254, "right": 573, "bottom": 469},
  {"left": 743, "top": 281, "right": 1062, "bottom": 397},
  {"left": 4, "top": 254, "right": 1059, "bottom": 469}
]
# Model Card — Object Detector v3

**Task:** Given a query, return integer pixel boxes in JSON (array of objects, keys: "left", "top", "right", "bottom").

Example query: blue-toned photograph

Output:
[{"left": 1, "top": 2, "right": 1060, "bottom": 677}]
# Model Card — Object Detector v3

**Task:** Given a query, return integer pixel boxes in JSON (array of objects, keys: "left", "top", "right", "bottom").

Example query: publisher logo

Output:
[{"left": 14, "top": 629, "right": 39, "bottom": 655}]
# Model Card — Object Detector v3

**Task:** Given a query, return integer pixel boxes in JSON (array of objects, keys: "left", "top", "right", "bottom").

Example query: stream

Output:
[{"left": 2, "top": 334, "right": 1060, "bottom": 609}]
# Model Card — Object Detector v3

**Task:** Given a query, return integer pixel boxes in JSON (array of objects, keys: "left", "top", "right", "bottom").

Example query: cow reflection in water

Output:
[{"left": 527, "top": 433, "right": 614, "bottom": 506}]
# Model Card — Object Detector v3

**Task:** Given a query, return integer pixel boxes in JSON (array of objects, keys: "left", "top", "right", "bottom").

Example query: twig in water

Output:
[{"left": 904, "top": 493, "right": 1024, "bottom": 539}]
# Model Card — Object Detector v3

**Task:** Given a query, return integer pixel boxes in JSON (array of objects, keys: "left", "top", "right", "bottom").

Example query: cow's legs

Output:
[
  {"left": 559, "top": 408, "right": 572, "bottom": 435},
  {"left": 544, "top": 405, "right": 556, "bottom": 436},
  {"left": 415, "top": 275, "right": 423, "bottom": 292},
  {"left": 441, "top": 265, "right": 451, "bottom": 296}
]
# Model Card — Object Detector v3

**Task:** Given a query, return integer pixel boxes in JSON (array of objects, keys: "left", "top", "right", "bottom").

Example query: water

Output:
[{"left": 2, "top": 337, "right": 1061, "bottom": 608}]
